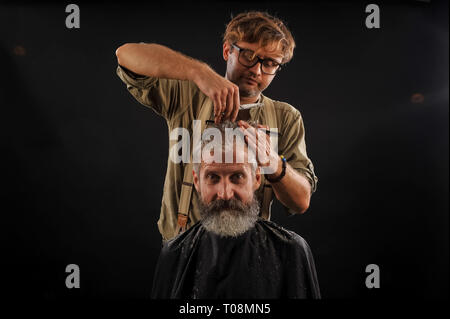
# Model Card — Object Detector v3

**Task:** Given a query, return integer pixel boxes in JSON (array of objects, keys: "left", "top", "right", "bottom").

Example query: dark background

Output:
[{"left": 0, "top": 0, "right": 448, "bottom": 300}]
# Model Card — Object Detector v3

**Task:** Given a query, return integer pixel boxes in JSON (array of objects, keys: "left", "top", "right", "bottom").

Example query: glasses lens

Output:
[
  {"left": 239, "top": 49, "right": 257, "bottom": 66},
  {"left": 261, "top": 59, "right": 280, "bottom": 74},
  {"left": 261, "top": 64, "right": 279, "bottom": 75}
]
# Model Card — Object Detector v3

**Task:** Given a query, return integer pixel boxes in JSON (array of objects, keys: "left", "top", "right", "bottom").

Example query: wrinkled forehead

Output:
[
  {"left": 202, "top": 144, "right": 252, "bottom": 166},
  {"left": 201, "top": 161, "right": 253, "bottom": 176}
]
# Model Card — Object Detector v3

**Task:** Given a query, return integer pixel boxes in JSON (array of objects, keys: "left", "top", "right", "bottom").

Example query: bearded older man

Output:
[{"left": 150, "top": 121, "right": 320, "bottom": 299}]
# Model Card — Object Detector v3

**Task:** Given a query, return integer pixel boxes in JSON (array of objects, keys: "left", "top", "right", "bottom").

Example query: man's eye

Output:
[
  {"left": 231, "top": 173, "right": 245, "bottom": 182},
  {"left": 206, "top": 174, "right": 219, "bottom": 181},
  {"left": 263, "top": 59, "right": 278, "bottom": 67}
]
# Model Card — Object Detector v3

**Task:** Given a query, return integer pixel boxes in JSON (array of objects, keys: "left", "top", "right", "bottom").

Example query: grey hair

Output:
[{"left": 193, "top": 120, "right": 258, "bottom": 177}]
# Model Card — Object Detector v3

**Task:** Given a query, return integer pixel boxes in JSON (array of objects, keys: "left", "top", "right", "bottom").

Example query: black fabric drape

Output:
[{"left": 151, "top": 219, "right": 321, "bottom": 299}]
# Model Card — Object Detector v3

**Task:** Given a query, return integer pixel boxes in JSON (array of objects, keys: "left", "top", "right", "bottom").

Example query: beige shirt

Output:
[{"left": 116, "top": 65, "right": 318, "bottom": 240}]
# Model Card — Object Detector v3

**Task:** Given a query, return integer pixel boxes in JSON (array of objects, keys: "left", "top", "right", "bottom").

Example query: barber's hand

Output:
[
  {"left": 238, "top": 121, "right": 280, "bottom": 175},
  {"left": 194, "top": 65, "right": 240, "bottom": 123}
]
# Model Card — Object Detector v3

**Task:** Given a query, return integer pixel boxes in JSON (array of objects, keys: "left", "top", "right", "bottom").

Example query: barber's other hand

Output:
[
  {"left": 193, "top": 64, "right": 240, "bottom": 123},
  {"left": 238, "top": 121, "right": 280, "bottom": 175}
]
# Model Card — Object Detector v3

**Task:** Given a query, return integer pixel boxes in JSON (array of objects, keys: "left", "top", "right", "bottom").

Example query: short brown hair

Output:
[{"left": 223, "top": 11, "right": 296, "bottom": 64}]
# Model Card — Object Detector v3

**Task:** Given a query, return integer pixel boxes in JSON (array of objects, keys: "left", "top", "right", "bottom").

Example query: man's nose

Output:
[
  {"left": 248, "top": 61, "right": 262, "bottom": 76},
  {"left": 217, "top": 181, "right": 234, "bottom": 200}
]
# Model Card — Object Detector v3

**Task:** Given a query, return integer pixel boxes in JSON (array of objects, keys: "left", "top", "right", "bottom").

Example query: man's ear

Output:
[
  {"left": 253, "top": 166, "right": 262, "bottom": 191},
  {"left": 193, "top": 169, "right": 200, "bottom": 192},
  {"left": 223, "top": 41, "right": 230, "bottom": 61}
]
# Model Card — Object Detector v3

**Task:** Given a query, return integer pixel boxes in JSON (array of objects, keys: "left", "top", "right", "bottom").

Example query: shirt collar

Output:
[{"left": 239, "top": 95, "right": 264, "bottom": 110}]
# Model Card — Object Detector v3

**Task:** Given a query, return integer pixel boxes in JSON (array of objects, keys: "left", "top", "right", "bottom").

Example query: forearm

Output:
[
  {"left": 115, "top": 42, "right": 207, "bottom": 82},
  {"left": 269, "top": 160, "right": 312, "bottom": 214}
]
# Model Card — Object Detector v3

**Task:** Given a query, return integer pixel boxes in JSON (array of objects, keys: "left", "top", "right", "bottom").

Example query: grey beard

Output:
[{"left": 199, "top": 196, "right": 260, "bottom": 238}]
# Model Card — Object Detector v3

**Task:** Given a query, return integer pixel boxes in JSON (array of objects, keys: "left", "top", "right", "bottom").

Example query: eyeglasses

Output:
[{"left": 231, "top": 43, "right": 282, "bottom": 75}]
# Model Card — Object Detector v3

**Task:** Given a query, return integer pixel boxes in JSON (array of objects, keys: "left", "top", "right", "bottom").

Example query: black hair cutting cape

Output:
[{"left": 151, "top": 219, "right": 321, "bottom": 299}]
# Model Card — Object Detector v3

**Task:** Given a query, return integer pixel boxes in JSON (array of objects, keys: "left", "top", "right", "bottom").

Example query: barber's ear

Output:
[
  {"left": 253, "top": 166, "right": 262, "bottom": 190},
  {"left": 223, "top": 42, "right": 230, "bottom": 61},
  {"left": 193, "top": 169, "right": 200, "bottom": 192}
]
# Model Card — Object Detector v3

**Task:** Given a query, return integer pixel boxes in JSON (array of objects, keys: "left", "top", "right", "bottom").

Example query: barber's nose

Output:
[
  {"left": 217, "top": 181, "right": 234, "bottom": 200},
  {"left": 249, "top": 61, "right": 262, "bottom": 76}
]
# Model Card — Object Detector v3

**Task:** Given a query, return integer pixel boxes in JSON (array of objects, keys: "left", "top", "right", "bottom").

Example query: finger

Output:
[
  {"left": 245, "top": 133, "right": 257, "bottom": 151},
  {"left": 257, "top": 127, "right": 271, "bottom": 145},
  {"left": 239, "top": 124, "right": 256, "bottom": 149},
  {"left": 240, "top": 126, "right": 253, "bottom": 144},
  {"left": 256, "top": 129, "right": 267, "bottom": 149},
  {"left": 246, "top": 125, "right": 257, "bottom": 139},
  {"left": 213, "top": 95, "right": 220, "bottom": 123},
  {"left": 247, "top": 135, "right": 262, "bottom": 165},
  {"left": 256, "top": 133, "right": 270, "bottom": 159},
  {"left": 261, "top": 131, "right": 273, "bottom": 156},
  {"left": 219, "top": 90, "right": 227, "bottom": 121},
  {"left": 214, "top": 96, "right": 223, "bottom": 124},
  {"left": 224, "top": 89, "right": 233, "bottom": 120},
  {"left": 231, "top": 86, "right": 240, "bottom": 122},
  {"left": 258, "top": 131, "right": 276, "bottom": 166},
  {"left": 244, "top": 134, "right": 258, "bottom": 163},
  {"left": 240, "top": 121, "right": 254, "bottom": 132},
  {"left": 246, "top": 131, "right": 258, "bottom": 149},
  {"left": 254, "top": 137, "right": 270, "bottom": 166},
  {"left": 255, "top": 129, "right": 268, "bottom": 149},
  {"left": 238, "top": 120, "right": 249, "bottom": 129}
]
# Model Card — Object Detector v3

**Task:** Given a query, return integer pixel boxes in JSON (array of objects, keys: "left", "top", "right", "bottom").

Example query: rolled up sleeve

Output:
[
  {"left": 279, "top": 110, "right": 318, "bottom": 194},
  {"left": 116, "top": 65, "right": 195, "bottom": 121}
]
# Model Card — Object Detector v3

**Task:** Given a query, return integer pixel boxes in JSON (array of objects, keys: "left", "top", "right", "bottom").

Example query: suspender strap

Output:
[
  {"left": 176, "top": 98, "right": 213, "bottom": 234},
  {"left": 260, "top": 98, "right": 278, "bottom": 221},
  {"left": 176, "top": 169, "right": 194, "bottom": 233}
]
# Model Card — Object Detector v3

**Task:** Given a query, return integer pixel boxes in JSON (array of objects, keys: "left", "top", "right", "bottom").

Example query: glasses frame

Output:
[{"left": 231, "top": 43, "right": 282, "bottom": 75}]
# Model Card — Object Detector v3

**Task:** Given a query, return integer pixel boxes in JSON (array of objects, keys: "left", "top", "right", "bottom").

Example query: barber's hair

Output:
[
  {"left": 193, "top": 121, "right": 258, "bottom": 177},
  {"left": 223, "top": 11, "right": 296, "bottom": 64}
]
